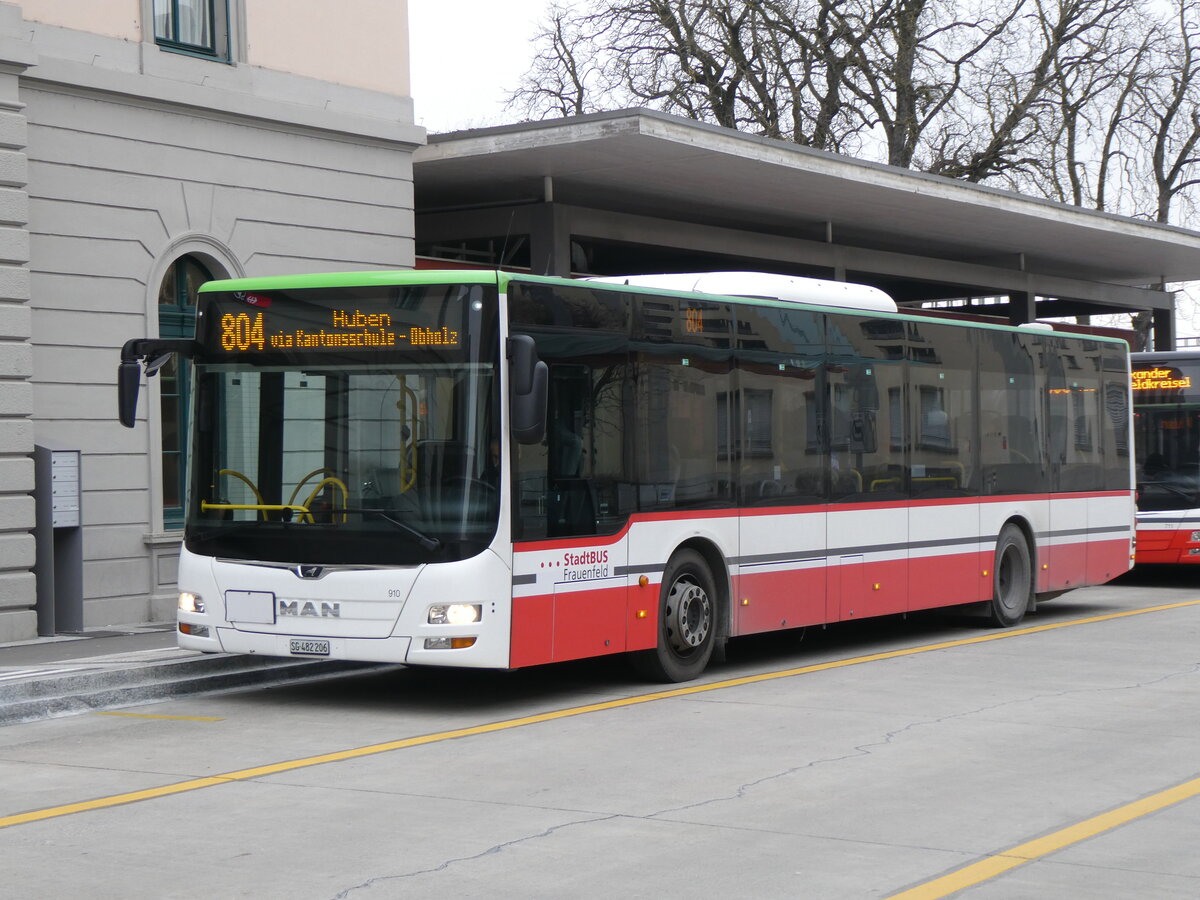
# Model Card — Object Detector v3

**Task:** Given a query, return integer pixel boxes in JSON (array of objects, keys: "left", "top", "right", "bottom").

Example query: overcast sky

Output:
[
  {"left": 404, "top": 1, "right": 1194, "bottom": 335},
  {"left": 409, "top": 0, "right": 549, "bottom": 133}
]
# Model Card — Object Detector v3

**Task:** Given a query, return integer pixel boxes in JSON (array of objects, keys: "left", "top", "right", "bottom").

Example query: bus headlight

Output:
[
  {"left": 428, "top": 603, "right": 481, "bottom": 625},
  {"left": 178, "top": 592, "right": 205, "bottom": 614}
]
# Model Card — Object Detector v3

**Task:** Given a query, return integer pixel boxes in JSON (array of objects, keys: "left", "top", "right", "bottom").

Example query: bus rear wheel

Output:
[
  {"left": 989, "top": 524, "right": 1033, "bottom": 627},
  {"left": 632, "top": 549, "right": 717, "bottom": 683}
]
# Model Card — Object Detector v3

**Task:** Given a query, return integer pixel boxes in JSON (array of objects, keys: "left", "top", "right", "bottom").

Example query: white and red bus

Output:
[
  {"left": 1132, "top": 350, "right": 1200, "bottom": 563},
  {"left": 118, "top": 270, "right": 1135, "bottom": 682}
]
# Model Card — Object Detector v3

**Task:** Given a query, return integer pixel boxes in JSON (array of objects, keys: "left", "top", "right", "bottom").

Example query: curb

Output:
[{"left": 0, "top": 653, "right": 388, "bottom": 726}]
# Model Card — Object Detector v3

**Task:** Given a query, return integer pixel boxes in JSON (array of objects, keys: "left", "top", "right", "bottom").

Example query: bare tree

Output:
[
  {"left": 977, "top": 0, "right": 1149, "bottom": 209},
  {"left": 927, "top": 0, "right": 1138, "bottom": 184},
  {"left": 1135, "top": 0, "right": 1200, "bottom": 224},
  {"left": 509, "top": 0, "right": 1200, "bottom": 231},
  {"left": 509, "top": 3, "right": 610, "bottom": 118},
  {"left": 842, "top": 0, "right": 1023, "bottom": 168},
  {"left": 509, "top": 0, "right": 892, "bottom": 151}
]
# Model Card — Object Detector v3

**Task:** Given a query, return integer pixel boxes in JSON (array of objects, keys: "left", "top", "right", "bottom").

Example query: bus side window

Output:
[
  {"left": 545, "top": 371, "right": 594, "bottom": 537},
  {"left": 516, "top": 356, "right": 631, "bottom": 539}
]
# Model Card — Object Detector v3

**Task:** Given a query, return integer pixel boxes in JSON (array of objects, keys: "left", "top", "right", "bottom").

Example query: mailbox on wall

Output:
[{"left": 34, "top": 445, "right": 83, "bottom": 635}]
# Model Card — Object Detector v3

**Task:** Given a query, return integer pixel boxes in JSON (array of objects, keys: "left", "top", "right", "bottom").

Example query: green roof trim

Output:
[{"left": 198, "top": 269, "right": 502, "bottom": 293}]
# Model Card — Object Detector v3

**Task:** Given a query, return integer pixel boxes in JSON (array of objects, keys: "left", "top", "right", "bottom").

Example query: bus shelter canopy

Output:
[{"left": 414, "top": 109, "right": 1200, "bottom": 346}]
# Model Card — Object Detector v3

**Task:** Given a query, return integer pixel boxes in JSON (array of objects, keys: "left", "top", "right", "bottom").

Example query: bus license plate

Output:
[{"left": 289, "top": 638, "right": 330, "bottom": 657}]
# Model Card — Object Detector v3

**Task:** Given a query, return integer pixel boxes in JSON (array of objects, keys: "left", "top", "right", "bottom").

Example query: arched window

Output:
[{"left": 158, "top": 255, "right": 211, "bottom": 528}]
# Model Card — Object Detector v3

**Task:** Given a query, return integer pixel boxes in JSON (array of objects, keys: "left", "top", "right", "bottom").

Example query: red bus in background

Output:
[{"left": 1132, "top": 351, "right": 1200, "bottom": 563}]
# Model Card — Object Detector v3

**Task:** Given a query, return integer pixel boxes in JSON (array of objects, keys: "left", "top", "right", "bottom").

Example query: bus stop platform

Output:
[{"left": 0, "top": 624, "right": 381, "bottom": 726}]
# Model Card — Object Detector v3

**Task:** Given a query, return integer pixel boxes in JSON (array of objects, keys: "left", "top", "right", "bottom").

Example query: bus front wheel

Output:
[
  {"left": 632, "top": 549, "right": 717, "bottom": 683},
  {"left": 989, "top": 524, "right": 1033, "bottom": 627}
]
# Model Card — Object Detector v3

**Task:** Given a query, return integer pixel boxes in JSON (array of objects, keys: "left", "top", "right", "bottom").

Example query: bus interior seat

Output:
[
  {"left": 757, "top": 479, "right": 783, "bottom": 499},
  {"left": 832, "top": 469, "right": 862, "bottom": 494}
]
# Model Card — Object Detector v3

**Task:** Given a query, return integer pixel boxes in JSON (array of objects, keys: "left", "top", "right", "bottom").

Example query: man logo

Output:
[
  {"left": 278, "top": 600, "right": 341, "bottom": 618},
  {"left": 294, "top": 565, "right": 324, "bottom": 579}
]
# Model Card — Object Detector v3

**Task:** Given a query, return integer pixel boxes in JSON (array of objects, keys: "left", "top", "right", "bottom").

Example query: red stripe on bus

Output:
[
  {"left": 514, "top": 492, "right": 1132, "bottom": 554},
  {"left": 512, "top": 533, "right": 1134, "bottom": 667}
]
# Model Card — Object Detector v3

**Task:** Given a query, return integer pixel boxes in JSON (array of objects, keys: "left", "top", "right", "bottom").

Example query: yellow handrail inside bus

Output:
[
  {"left": 287, "top": 468, "right": 336, "bottom": 507},
  {"left": 218, "top": 469, "right": 265, "bottom": 520},
  {"left": 301, "top": 476, "right": 348, "bottom": 523},
  {"left": 912, "top": 475, "right": 959, "bottom": 488},
  {"left": 201, "top": 501, "right": 309, "bottom": 516},
  {"left": 205, "top": 470, "right": 347, "bottom": 523}
]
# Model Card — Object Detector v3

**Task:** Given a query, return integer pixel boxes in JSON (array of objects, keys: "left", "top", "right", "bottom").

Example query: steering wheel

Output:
[{"left": 446, "top": 475, "right": 497, "bottom": 494}]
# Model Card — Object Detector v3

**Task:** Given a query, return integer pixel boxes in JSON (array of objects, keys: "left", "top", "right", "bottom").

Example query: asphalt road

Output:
[{"left": 2, "top": 567, "right": 1199, "bottom": 899}]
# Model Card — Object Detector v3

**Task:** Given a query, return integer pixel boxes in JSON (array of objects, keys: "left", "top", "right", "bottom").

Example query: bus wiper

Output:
[{"left": 374, "top": 512, "right": 443, "bottom": 551}]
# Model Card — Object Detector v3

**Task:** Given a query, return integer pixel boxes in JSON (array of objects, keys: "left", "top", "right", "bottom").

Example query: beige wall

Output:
[
  {"left": 15, "top": 0, "right": 140, "bottom": 40},
  {"left": 246, "top": 0, "right": 410, "bottom": 95},
  {"left": 14, "top": 0, "right": 410, "bottom": 97},
  {"left": 0, "top": 1, "right": 419, "bottom": 640}
]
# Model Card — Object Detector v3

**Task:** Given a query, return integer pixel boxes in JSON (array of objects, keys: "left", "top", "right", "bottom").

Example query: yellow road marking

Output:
[
  {"left": 888, "top": 774, "right": 1200, "bottom": 898},
  {"left": 94, "top": 712, "right": 224, "bottom": 722},
  {"left": 3, "top": 598, "right": 1199, "bottom": 833}
]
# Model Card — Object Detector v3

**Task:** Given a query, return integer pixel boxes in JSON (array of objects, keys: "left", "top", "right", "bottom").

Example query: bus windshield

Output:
[
  {"left": 1133, "top": 355, "right": 1200, "bottom": 512},
  {"left": 185, "top": 281, "right": 501, "bottom": 566}
]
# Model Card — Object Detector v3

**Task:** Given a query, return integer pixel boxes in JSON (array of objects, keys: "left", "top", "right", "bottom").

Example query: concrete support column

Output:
[
  {"left": 1007, "top": 291, "right": 1036, "bottom": 326},
  {"left": 0, "top": 7, "right": 35, "bottom": 642},
  {"left": 1153, "top": 305, "right": 1176, "bottom": 352},
  {"left": 528, "top": 202, "right": 572, "bottom": 277}
]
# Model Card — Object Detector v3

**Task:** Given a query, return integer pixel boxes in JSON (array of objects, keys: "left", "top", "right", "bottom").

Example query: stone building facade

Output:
[{"left": 0, "top": 0, "right": 422, "bottom": 640}]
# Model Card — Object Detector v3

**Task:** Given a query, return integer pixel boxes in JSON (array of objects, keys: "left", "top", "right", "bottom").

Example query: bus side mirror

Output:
[
  {"left": 118, "top": 359, "right": 142, "bottom": 428},
  {"left": 117, "top": 338, "right": 197, "bottom": 428},
  {"left": 508, "top": 334, "right": 548, "bottom": 445}
]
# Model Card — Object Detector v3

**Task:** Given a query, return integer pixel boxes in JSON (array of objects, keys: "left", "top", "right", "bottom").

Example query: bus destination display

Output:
[
  {"left": 212, "top": 292, "right": 460, "bottom": 353},
  {"left": 1131, "top": 367, "right": 1192, "bottom": 392}
]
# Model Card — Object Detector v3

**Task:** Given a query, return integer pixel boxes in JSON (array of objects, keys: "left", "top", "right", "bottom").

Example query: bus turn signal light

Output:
[{"left": 424, "top": 637, "right": 477, "bottom": 650}]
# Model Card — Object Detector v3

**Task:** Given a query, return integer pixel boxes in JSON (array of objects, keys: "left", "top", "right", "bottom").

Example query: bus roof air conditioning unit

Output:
[{"left": 586, "top": 272, "right": 897, "bottom": 313}]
